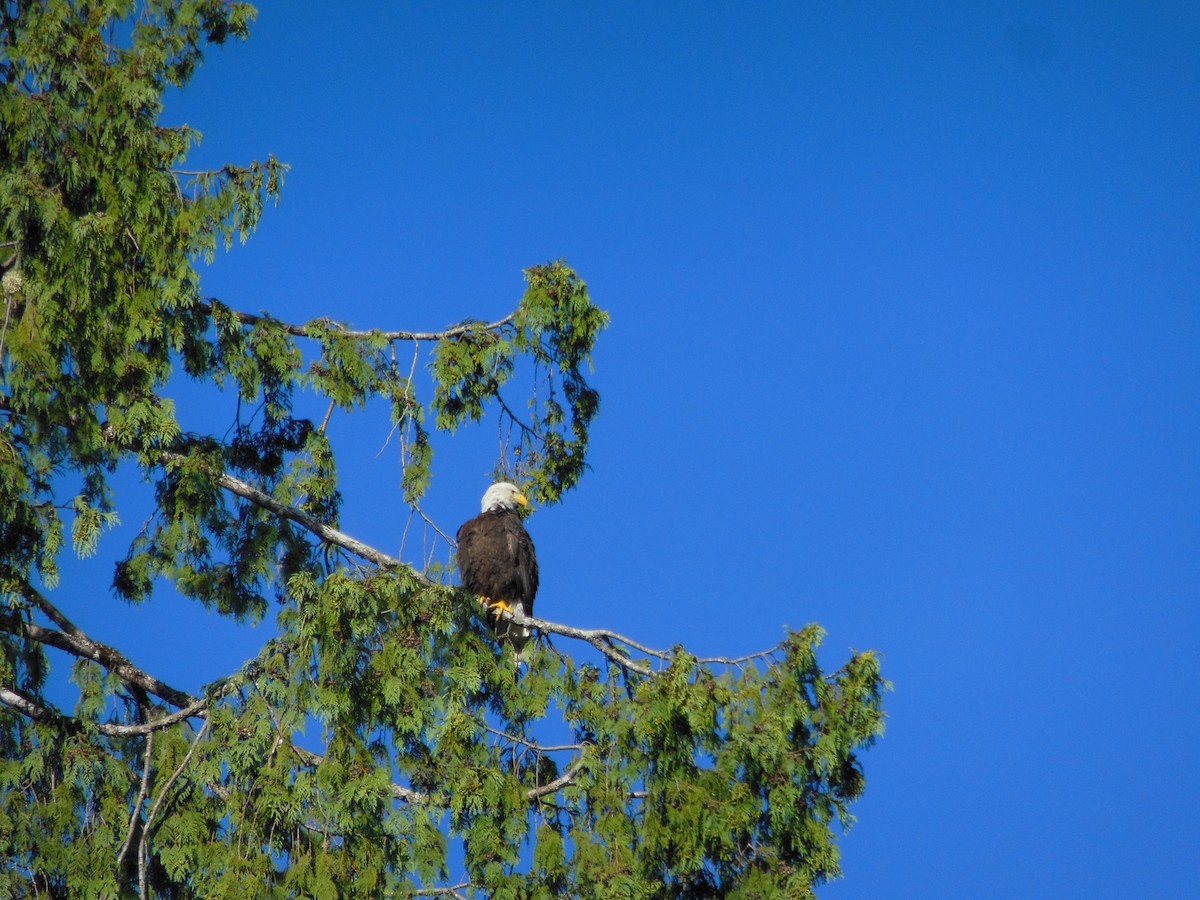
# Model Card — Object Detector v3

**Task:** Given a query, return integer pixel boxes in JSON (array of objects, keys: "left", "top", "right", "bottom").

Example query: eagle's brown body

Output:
[{"left": 457, "top": 483, "right": 539, "bottom": 656}]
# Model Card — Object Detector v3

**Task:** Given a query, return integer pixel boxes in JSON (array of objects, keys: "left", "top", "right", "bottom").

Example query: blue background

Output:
[{"left": 60, "top": 3, "right": 1200, "bottom": 897}]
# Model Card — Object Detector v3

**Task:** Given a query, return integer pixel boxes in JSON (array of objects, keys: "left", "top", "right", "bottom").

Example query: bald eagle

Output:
[{"left": 456, "top": 482, "right": 539, "bottom": 658}]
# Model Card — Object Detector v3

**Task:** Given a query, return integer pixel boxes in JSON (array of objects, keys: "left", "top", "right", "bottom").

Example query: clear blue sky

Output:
[{"left": 72, "top": 2, "right": 1200, "bottom": 896}]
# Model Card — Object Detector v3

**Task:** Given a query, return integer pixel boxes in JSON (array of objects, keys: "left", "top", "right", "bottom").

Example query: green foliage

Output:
[
  {"left": 430, "top": 260, "right": 608, "bottom": 504},
  {"left": 0, "top": 2, "right": 888, "bottom": 898}
]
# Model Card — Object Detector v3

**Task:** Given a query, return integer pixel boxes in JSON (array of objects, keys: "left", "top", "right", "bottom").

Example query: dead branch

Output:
[{"left": 198, "top": 299, "right": 516, "bottom": 342}]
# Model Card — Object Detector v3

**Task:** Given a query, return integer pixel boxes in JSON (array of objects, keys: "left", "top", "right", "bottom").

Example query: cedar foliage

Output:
[{"left": 0, "top": 3, "right": 888, "bottom": 897}]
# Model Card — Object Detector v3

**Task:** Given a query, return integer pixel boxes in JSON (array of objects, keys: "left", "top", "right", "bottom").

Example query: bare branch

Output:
[
  {"left": 504, "top": 609, "right": 655, "bottom": 677},
  {"left": 412, "top": 881, "right": 472, "bottom": 899},
  {"left": 527, "top": 754, "right": 588, "bottom": 801},
  {"left": 495, "top": 391, "right": 541, "bottom": 438},
  {"left": 693, "top": 648, "right": 787, "bottom": 667},
  {"left": 177, "top": 453, "right": 786, "bottom": 677},
  {"left": 104, "top": 698, "right": 210, "bottom": 736},
  {"left": 411, "top": 500, "right": 459, "bottom": 551},
  {"left": 198, "top": 299, "right": 517, "bottom": 342},
  {"left": 0, "top": 686, "right": 209, "bottom": 736},
  {"left": 139, "top": 717, "right": 211, "bottom": 900},
  {"left": 481, "top": 723, "right": 583, "bottom": 754},
  {"left": 1, "top": 583, "right": 195, "bottom": 708},
  {"left": 160, "top": 451, "right": 432, "bottom": 585},
  {"left": 116, "top": 729, "right": 154, "bottom": 873}
]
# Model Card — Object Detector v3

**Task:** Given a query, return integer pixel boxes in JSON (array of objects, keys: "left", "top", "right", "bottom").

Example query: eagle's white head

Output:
[{"left": 481, "top": 481, "right": 529, "bottom": 513}]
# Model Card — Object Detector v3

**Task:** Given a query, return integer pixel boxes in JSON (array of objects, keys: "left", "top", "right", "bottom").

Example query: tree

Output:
[{"left": 0, "top": 4, "right": 888, "bottom": 898}]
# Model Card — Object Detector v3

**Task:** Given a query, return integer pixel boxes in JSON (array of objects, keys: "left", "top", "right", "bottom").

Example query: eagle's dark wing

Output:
[
  {"left": 507, "top": 524, "right": 539, "bottom": 618},
  {"left": 455, "top": 512, "right": 492, "bottom": 598}
]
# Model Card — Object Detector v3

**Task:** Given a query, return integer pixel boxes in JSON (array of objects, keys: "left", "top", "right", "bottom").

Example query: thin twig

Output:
[
  {"left": 413, "top": 501, "right": 458, "bottom": 550},
  {"left": 481, "top": 723, "right": 582, "bottom": 754},
  {"left": 116, "top": 728, "right": 154, "bottom": 873},
  {"left": 694, "top": 648, "right": 786, "bottom": 667},
  {"left": 495, "top": 392, "right": 542, "bottom": 438},
  {"left": 138, "top": 718, "right": 211, "bottom": 900},
  {"left": 405, "top": 337, "right": 420, "bottom": 383},
  {"left": 399, "top": 508, "right": 416, "bottom": 560}
]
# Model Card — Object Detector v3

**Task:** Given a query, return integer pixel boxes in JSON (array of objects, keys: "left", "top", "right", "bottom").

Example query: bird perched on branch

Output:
[{"left": 456, "top": 482, "right": 539, "bottom": 659}]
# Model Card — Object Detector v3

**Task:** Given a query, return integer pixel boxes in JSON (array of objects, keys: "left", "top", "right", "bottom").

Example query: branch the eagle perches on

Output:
[
  {"left": 164, "top": 453, "right": 789, "bottom": 680},
  {"left": 0, "top": 450, "right": 792, "bottom": 816}
]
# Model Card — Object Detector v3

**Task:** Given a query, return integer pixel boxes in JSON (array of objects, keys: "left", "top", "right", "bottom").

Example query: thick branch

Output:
[
  {"left": 527, "top": 755, "right": 587, "bottom": 801},
  {"left": 1, "top": 584, "right": 195, "bottom": 708},
  {"left": 0, "top": 686, "right": 53, "bottom": 722},
  {"left": 199, "top": 299, "right": 516, "bottom": 342},
  {"left": 163, "top": 453, "right": 433, "bottom": 587},
  {"left": 289, "top": 741, "right": 587, "bottom": 807},
  {"left": 0, "top": 686, "right": 207, "bottom": 736},
  {"left": 187, "top": 455, "right": 783, "bottom": 676}
]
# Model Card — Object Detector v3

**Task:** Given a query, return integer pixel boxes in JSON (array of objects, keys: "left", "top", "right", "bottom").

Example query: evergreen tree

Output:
[{"left": 0, "top": 4, "right": 887, "bottom": 897}]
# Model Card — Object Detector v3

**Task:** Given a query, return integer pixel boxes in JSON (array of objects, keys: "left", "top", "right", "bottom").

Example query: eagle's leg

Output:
[
  {"left": 475, "top": 595, "right": 514, "bottom": 619},
  {"left": 487, "top": 598, "right": 515, "bottom": 618}
]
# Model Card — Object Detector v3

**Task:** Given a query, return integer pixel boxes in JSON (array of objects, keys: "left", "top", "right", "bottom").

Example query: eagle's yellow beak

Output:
[{"left": 512, "top": 492, "right": 529, "bottom": 507}]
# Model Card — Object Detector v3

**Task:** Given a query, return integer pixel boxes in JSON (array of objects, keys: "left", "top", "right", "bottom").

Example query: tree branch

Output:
[
  {"left": 0, "top": 452, "right": 789, "bottom": 745},
  {"left": 288, "top": 740, "right": 588, "bottom": 808},
  {"left": 139, "top": 717, "right": 211, "bottom": 900},
  {"left": 0, "top": 685, "right": 209, "bottom": 737},
  {"left": 161, "top": 452, "right": 432, "bottom": 586},
  {"left": 527, "top": 754, "right": 587, "bottom": 801},
  {"left": 480, "top": 722, "right": 583, "bottom": 755},
  {"left": 0, "top": 686, "right": 54, "bottom": 722},
  {"left": 176, "top": 453, "right": 785, "bottom": 677},
  {"left": 288, "top": 743, "right": 432, "bottom": 806},
  {"left": 412, "top": 881, "right": 471, "bottom": 899},
  {"left": 199, "top": 299, "right": 517, "bottom": 342},
  {"left": 1, "top": 582, "right": 195, "bottom": 708},
  {"left": 514, "top": 611, "right": 655, "bottom": 677},
  {"left": 116, "top": 728, "right": 154, "bottom": 873}
]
